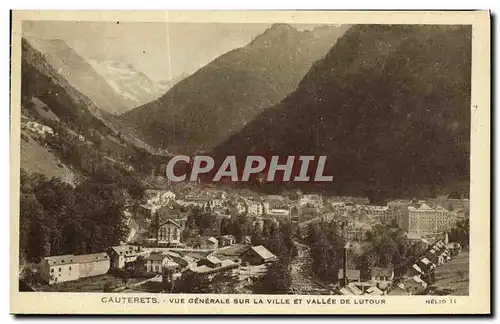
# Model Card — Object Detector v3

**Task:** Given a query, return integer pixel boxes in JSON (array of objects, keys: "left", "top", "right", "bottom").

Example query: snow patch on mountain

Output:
[{"left": 88, "top": 59, "right": 183, "bottom": 111}]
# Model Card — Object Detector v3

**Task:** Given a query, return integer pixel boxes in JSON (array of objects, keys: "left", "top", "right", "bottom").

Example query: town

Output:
[{"left": 20, "top": 180, "right": 469, "bottom": 296}]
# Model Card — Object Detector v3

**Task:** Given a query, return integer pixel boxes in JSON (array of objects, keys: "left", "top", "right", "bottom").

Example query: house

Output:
[
  {"left": 184, "top": 258, "right": 239, "bottom": 281},
  {"left": 155, "top": 204, "right": 189, "bottom": 230},
  {"left": 241, "top": 245, "right": 278, "bottom": 265},
  {"left": 400, "top": 276, "right": 428, "bottom": 295},
  {"left": 157, "top": 219, "right": 182, "bottom": 246},
  {"left": 267, "top": 208, "right": 290, "bottom": 217},
  {"left": 143, "top": 252, "right": 180, "bottom": 274},
  {"left": 365, "top": 285, "right": 384, "bottom": 296},
  {"left": 337, "top": 269, "right": 361, "bottom": 283},
  {"left": 219, "top": 234, "right": 236, "bottom": 247},
  {"left": 242, "top": 236, "right": 252, "bottom": 244},
  {"left": 418, "top": 257, "right": 437, "bottom": 272},
  {"left": 144, "top": 253, "right": 166, "bottom": 273},
  {"left": 197, "top": 255, "right": 223, "bottom": 268},
  {"left": 403, "top": 204, "right": 457, "bottom": 236},
  {"left": 39, "top": 254, "right": 79, "bottom": 284},
  {"left": 163, "top": 190, "right": 176, "bottom": 200},
  {"left": 40, "top": 253, "right": 110, "bottom": 285},
  {"left": 198, "top": 236, "right": 219, "bottom": 249},
  {"left": 246, "top": 201, "right": 264, "bottom": 216},
  {"left": 370, "top": 267, "right": 394, "bottom": 288},
  {"left": 447, "top": 242, "right": 462, "bottom": 256},
  {"left": 299, "top": 194, "right": 323, "bottom": 208},
  {"left": 178, "top": 196, "right": 212, "bottom": 209},
  {"left": 388, "top": 283, "right": 411, "bottom": 296},
  {"left": 108, "top": 245, "right": 143, "bottom": 270},
  {"left": 24, "top": 121, "right": 54, "bottom": 136},
  {"left": 339, "top": 283, "right": 363, "bottom": 295}
]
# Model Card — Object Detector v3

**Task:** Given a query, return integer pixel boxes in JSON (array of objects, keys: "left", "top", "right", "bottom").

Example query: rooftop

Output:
[
  {"left": 247, "top": 245, "right": 277, "bottom": 261},
  {"left": 44, "top": 252, "right": 109, "bottom": 266},
  {"left": 110, "top": 245, "right": 141, "bottom": 256}
]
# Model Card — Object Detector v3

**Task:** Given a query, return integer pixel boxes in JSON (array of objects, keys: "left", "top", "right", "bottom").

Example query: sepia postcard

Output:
[{"left": 10, "top": 10, "right": 490, "bottom": 315}]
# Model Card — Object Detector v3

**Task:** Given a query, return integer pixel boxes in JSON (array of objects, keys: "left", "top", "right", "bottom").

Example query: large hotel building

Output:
[{"left": 402, "top": 203, "right": 458, "bottom": 237}]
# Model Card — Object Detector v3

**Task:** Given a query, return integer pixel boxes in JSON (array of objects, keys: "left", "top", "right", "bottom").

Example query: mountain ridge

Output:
[
  {"left": 120, "top": 24, "right": 349, "bottom": 153},
  {"left": 24, "top": 36, "right": 132, "bottom": 115},
  {"left": 213, "top": 25, "right": 472, "bottom": 201}
]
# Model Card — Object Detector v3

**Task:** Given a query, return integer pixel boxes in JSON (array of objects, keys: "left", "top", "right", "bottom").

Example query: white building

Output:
[
  {"left": 39, "top": 253, "right": 110, "bottom": 285},
  {"left": 299, "top": 194, "right": 323, "bottom": 208}
]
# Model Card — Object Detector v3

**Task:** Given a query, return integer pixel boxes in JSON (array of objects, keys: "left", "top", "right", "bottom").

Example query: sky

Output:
[{"left": 22, "top": 21, "right": 323, "bottom": 82}]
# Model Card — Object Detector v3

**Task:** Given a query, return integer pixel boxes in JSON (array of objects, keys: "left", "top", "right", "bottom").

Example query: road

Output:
[
  {"left": 288, "top": 240, "right": 331, "bottom": 295},
  {"left": 117, "top": 274, "right": 162, "bottom": 293}
]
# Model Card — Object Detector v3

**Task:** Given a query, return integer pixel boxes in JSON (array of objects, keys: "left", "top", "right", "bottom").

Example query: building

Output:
[
  {"left": 78, "top": 253, "right": 110, "bottom": 279},
  {"left": 184, "top": 258, "right": 239, "bottom": 281},
  {"left": 219, "top": 235, "right": 236, "bottom": 247},
  {"left": 246, "top": 201, "right": 264, "bottom": 216},
  {"left": 427, "top": 198, "right": 470, "bottom": 213},
  {"left": 108, "top": 245, "right": 143, "bottom": 270},
  {"left": 156, "top": 206, "right": 189, "bottom": 231},
  {"left": 40, "top": 253, "right": 110, "bottom": 285},
  {"left": 143, "top": 252, "right": 180, "bottom": 274},
  {"left": 23, "top": 121, "right": 54, "bottom": 136},
  {"left": 197, "top": 255, "right": 223, "bottom": 268},
  {"left": 330, "top": 196, "right": 369, "bottom": 205},
  {"left": 399, "top": 276, "right": 428, "bottom": 295},
  {"left": 299, "top": 194, "right": 323, "bottom": 208},
  {"left": 267, "top": 208, "right": 290, "bottom": 218},
  {"left": 447, "top": 242, "right": 462, "bottom": 256},
  {"left": 345, "top": 221, "right": 371, "bottom": 241},
  {"left": 241, "top": 245, "right": 278, "bottom": 265},
  {"left": 370, "top": 267, "right": 394, "bottom": 288},
  {"left": 178, "top": 196, "right": 212, "bottom": 209},
  {"left": 403, "top": 203, "right": 458, "bottom": 236},
  {"left": 197, "top": 236, "right": 219, "bottom": 249},
  {"left": 157, "top": 219, "right": 182, "bottom": 245}
]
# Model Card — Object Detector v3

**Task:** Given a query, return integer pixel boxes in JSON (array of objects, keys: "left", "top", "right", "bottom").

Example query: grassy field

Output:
[
  {"left": 433, "top": 250, "right": 469, "bottom": 296},
  {"left": 37, "top": 274, "right": 148, "bottom": 292},
  {"left": 21, "top": 132, "right": 78, "bottom": 185}
]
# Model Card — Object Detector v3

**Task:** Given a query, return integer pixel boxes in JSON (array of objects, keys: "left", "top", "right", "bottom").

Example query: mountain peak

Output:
[
  {"left": 121, "top": 22, "right": 348, "bottom": 152},
  {"left": 269, "top": 23, "right": 297, "bottom": 32},
  {"left": 249, "top": 23, "right": 299, "bottom": 46}
]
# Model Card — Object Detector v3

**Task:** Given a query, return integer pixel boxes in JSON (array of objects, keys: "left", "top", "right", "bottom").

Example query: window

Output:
[
  {"left": 59, "top": 267, "right": 61, "bottom": 272},
  {"left": 69, "top": 266, "right": 72, "bottom": 271},
  {"left": 51, "top": 268, "right": 54, "bottom": 273},
  {"left": 155, "top": 266, "right": 159, "bottom": 272}
]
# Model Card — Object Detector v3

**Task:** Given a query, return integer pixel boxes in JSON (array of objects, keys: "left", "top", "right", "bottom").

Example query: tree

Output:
[
  {"left": 19, "top": 172, "right": 131, "bottom": 261},
  {"left": 449, "top": 219, "right": 469, "bottom": 248},
  {"left": 198, "top": 213, "right": 218, "bottom": 235},
  {"left": 305, "top": 221, "right": 345, "bottom": 283},
  {"left": 220, "top": 218, "right": 232, "bottom": 235},
  {"left": 257, "top": 260, "right": 291, "bottom": 294},
  {"left": 103, "top": 282, "right": 114, "bottom": 292}
]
